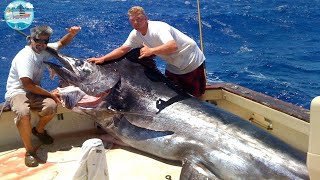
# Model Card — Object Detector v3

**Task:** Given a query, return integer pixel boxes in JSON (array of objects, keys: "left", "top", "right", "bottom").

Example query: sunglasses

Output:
[{"left": 33, "top": 38, "right": 49, "bottom": 44}]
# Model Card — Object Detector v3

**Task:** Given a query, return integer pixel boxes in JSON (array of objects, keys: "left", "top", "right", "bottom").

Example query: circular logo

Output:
[{"left": 4, "top": 0, "right": 34, "bottom": 30}]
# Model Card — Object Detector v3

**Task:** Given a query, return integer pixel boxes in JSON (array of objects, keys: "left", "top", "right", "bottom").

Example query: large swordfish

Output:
[{"left": 45, "top": 48, "right": 309, "bottom": 179}]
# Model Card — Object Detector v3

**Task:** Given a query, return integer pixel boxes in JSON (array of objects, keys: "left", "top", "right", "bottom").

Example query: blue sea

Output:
[{"left": 0, "top": 0, "right": 319, "bottom": 109}]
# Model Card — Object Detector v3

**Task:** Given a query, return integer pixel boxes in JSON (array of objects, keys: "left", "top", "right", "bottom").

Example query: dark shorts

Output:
[{"left": 165, "top": 63, "right": 206, "bottom": 97}]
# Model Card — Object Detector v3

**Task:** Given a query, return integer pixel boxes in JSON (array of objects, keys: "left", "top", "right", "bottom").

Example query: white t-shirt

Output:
[
  {"left": 123, "top": 20, "right": 205, "bottom": 74},
  {"left": 5, "top": 43, "right": 59, "bottom": 100}
]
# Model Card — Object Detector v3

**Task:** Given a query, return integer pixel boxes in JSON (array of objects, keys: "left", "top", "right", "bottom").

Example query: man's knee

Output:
[
  {"left": 14, "top": 112, "right": 31, "bottom": 125},
  {"left": 12, "top": 105, "right": 31, "bottom": 125},
  {"left": 40, "top": 98, "right": 57, "bottom": 117}
]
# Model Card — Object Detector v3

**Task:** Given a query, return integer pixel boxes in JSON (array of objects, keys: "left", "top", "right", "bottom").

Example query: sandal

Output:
[
  {"left": 32, "top": 127, "right": 54, "bottom": 144},
  {"left": 25, "top": 151, "right": 39, "bottom": 167}
]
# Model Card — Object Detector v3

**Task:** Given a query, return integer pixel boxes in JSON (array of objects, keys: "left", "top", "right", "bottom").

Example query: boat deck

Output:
[{"left": 0, "top": 130, "right": 181, "bottom": 180}]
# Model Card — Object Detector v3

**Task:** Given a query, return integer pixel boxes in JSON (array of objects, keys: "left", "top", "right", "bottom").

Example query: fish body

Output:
[{"left": 45, "top": 49, "right": 309, "bottom": 179}]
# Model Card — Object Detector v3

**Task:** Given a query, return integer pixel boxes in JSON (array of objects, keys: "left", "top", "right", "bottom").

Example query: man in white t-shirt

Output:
[
  {"left": 88, "top": 6, "right": 206, "bottom": 97},
  {"left": 5, "top": 25, "right": 81, "bottom": 167}
]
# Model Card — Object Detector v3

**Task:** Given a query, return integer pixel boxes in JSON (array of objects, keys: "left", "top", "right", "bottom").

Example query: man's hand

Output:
[
  {"left": 58, "top": 26, "right": 81, "bottom": 48},
  {"left": 66, "top": 26, "right": 81, "bottom": 35},
  {"left": 139, "top": 43, "right": 154, "bottom": 59},
  {"left": 50, "top": 90, "right": 62, "bottom": 104},
  {"left": 87, "top": 57, "right": 105, "bottom": 64}
]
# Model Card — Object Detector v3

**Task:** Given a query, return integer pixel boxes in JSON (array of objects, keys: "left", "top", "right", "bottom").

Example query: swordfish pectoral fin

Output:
[
  {"left": 180, "top": 158, "right": 219, "bottom": 180},
  {"left": 116, "top": 112, "right": 173, "bottom": 131},
  {"left": 114, "top": 116, "right": 174, "bottom": 141}
]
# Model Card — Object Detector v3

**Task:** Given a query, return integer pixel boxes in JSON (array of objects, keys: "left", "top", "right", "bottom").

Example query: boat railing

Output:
[
  {"left": 307, "top": 96, "right": 320, "bottom": 179},
  {"left": 204, "top": 83, "right": 309, "bottom": 122}
]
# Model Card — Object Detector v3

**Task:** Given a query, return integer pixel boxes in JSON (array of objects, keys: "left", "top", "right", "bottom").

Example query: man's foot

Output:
[
  {"left": 25, "top": 151, "right": 39, "bottom": 167},
  {"left": 32, "top": 127, "right": 54, "bottom": 144}
]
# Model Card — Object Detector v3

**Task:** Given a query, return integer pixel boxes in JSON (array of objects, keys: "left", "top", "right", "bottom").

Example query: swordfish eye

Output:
[
  {"left": 75, "top": 60, "right": 84, "bottom": 66},
  {"left": 79, "top": 61, "right": 93, "bottom": 73}
]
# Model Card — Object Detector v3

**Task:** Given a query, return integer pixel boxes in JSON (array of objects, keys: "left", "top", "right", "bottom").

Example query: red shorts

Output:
[{"left": 165, "top": 63, "right": 206, "bottom": 97}]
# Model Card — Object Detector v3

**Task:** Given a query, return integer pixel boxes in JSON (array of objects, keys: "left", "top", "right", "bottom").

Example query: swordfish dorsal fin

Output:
[
  {"left": 180, "top": 158, "right": 219, "bottom": 180},
  {"left": 124, "top": 48, "right": 192, "bottom": 97}
]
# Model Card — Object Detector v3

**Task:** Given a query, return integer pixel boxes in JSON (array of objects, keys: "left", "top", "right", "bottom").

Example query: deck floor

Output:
[{"left": 0, "top": 131, "right": 181, "bottom": 180}]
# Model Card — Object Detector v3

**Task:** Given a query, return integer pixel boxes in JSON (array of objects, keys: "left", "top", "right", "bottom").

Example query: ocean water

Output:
[{"left": 0, "top": 0, "right": 319, "bottom": 109}]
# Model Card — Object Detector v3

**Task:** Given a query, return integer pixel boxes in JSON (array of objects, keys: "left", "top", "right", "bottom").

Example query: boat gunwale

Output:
[{"left": 206, "top": 82, "right": 310, "bottom": 123}]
